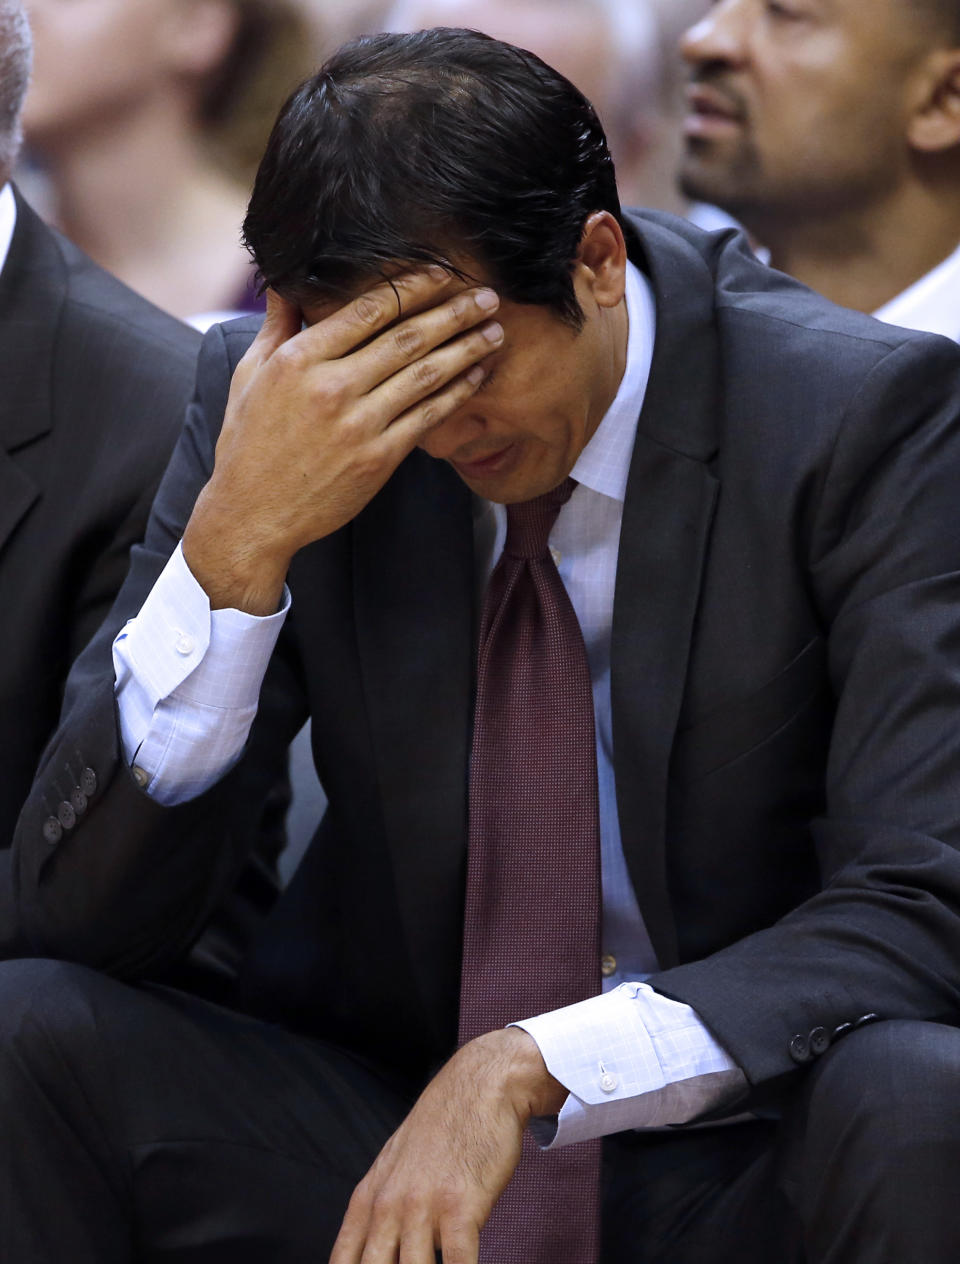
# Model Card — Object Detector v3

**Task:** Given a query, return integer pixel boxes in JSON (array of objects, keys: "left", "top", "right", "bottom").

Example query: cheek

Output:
[{"left": 26, "top": 3, "right": 165, "bottom": 121}]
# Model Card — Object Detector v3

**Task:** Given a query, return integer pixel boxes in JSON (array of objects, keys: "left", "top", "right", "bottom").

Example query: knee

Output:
[
  {"left": 0, "top": 958, "right": 110, "bottom": 1060},
  {"left": 803, "top": 1018, "right": 960, "bottom": 1152}
]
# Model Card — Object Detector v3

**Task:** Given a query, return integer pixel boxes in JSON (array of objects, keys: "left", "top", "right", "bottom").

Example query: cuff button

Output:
[
  {"left": 57, "top": 801, "right": 77, "bottom": 830},
  {"left": 789, "top": 1033, "right": 811, "bottom": 1064},
  {"left": 599, "top": 1072, "right": 619, "bottom": 1093},
  {"left": 42, "top": 816, "right": 62, "bottom": 845},
  {"left": 79, "top": 767, "right": 97, "bottom": 796},
  {"left": 809, "top": 1026, "right": 830, "bottom": 1057},
  {"left": 854, "top": 1013, "right": 881, "bottom": 1029}
]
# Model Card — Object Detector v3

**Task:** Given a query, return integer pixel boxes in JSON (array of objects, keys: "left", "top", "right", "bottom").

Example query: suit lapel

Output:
[
  {"left": 612, "top": 216, "right": 722, "bottom": 969},
  {"left": 0, "top": 189, "right": 65, "bottom": 554},
  {"left": 353, "top": 450, "right": 475, "bottom": 1041},
  {"left": 0, "top": 452, "right": 39, "bottom": 558}
]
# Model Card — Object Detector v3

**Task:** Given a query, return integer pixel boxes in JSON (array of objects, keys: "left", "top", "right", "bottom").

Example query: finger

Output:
[
  {"left": 303, "top": 268, "right": 465, "bottom": 361},
  {"left": 398, "top": 1219, "right": 437, "bottom": 1264},
  {"left": 246, "top": 288, "right": 303, "bottom": 365},
  {"left": 368, "top": 319, "right": 504, "bottom": 451},
  {"left": 437, "top": 1216, "right": 480, "bottom": 1264},
  {"left": 349, "top": 286, "right": 501, "bottom": 393},
  {"left": 329, "top": 1183, "right": 376, "bottom": 1264},
  {"left": 355, "top": 1206, "right": 404, "bottom": 1264}
]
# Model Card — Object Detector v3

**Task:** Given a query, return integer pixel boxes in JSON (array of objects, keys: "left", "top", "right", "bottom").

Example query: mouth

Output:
[
  {"left": 450, "top": 444, "right": 517, "bottom": 480},
  {"left": 683, "top": 83, "right": 747, "bottom": 140}
]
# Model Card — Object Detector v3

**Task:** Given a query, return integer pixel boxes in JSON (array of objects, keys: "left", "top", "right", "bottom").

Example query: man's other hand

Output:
[
  {"left": 183, "top": 269, "right": 504, "bottom": 614},
  {"left": 329, "top": 1027, "right": 566, "bottom": 1264}
]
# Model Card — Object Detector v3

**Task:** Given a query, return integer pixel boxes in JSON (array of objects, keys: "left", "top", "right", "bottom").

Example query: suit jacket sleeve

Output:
[
  {"left": 9, "top": 319, "right": 309, "bottom": 977},
  {"left": 650, "top": 332, "right": 960, "bottom": 1101}
]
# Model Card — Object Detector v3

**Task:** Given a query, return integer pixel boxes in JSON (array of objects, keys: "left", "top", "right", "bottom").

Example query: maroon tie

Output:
[{"left": 459, "top": 476, "right": 602, "bottom": 1264}]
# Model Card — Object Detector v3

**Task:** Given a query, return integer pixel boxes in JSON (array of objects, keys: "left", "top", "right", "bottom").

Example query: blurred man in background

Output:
[
  {"left": 679, "top": 0, "right": 960, "bottom": 338},
  {"left": 386, "top": 0, "right": 710, "bottom": 210},
  {"left": 0, "top": 0, "right": 200, "bottom": 865}
]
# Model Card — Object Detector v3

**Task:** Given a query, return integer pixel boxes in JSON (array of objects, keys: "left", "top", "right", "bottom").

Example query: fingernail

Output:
[
  {"left": 428, "top": 264, "right": 449, "bottom": 281},
  {"left": 467, "top": 365, "right": 486, "bottom": 385},
  {"left": 475, "top": 288, "right": 499, "bottom": 311},
  {"left": 481, "top": 321, "right": 504, "bottom": 342}
]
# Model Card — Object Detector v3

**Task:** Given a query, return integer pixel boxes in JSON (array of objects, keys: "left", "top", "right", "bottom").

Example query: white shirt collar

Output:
[
  {"left": 0, "top": 183, "right": 17, "bottom": 281},
  {"left": 570, "top": 259, "right": 656, "bottom": 505},
  {"left": 872, "top": 239, "right": 960, "bottom": 342}
]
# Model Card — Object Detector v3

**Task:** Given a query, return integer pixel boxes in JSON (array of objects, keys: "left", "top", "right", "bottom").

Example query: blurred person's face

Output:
[
  {"left": 23, "top": 0, "right": 232, "bottom": 149},
  {"left": 678, "top": 0, "right": 944, "bottom": 224},
  {"left": 389, "top": 0, "right": 620, "bottom": 130}
]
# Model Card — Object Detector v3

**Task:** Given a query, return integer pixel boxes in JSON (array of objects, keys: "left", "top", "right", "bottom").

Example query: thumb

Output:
[{"left": 248, "top": 287, "right": 302, "bottom": 364}]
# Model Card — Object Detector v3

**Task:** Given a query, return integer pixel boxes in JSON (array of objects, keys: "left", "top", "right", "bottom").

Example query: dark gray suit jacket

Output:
[
  {"left": 12, "top": 210, "right": 960, "bottom": 1105},
  {"left": 0, "top": 190, "right": 200, "bottom": 855}
]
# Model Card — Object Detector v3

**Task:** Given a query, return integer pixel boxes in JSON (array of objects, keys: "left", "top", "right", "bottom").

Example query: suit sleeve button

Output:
[
  {"left": 70, "top": 788, "right": 88, "bottom": 816},
  {"left": 833, "top": 1022, "right": 854, "bottom": 1041},
  {"left": 854, "top": 1013, "right": 881, "bottom": 1030},
  {"left": 789, "top": 1033, "right": 811, "bottom": 1064},
  {"left": 57, "top": 801, "right": 77, "bottom": 830},
  {"left": 809, "top": 1027, "right": 830, "bottom": 1056},
  {"left": 79, "top": 767, "right": 97, "bottom": 796},
  {"left": 42, "top": 816, "right": 63, "bottom": 845}
]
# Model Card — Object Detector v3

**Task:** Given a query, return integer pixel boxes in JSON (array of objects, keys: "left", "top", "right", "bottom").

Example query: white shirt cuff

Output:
[
  {"left": 512, "top": 982, "right": 745, "bottom": 1147},
  {"left": 113, "top": 542, "right": 290, "bottom": 803}
]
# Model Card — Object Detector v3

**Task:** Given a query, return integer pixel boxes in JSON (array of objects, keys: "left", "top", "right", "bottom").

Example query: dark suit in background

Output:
[
  {"left": 0, "top": 189, "right": 200, "bottom": 853},
  {"left": 5, "top": 211, "right": 960, "bottom": 1259}
]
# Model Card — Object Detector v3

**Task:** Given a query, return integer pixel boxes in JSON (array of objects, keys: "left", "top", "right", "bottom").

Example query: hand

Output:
[
  {"left": 183, "top": 269, "right": 504, "bottom": 613},
  {"left": 329, "top": 1028, "right": 567, "bottom": 1264}
]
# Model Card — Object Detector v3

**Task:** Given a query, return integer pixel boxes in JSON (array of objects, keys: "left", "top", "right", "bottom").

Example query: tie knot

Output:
[{"left": 503, "top": 477, "right": 576, "bottom": 560}]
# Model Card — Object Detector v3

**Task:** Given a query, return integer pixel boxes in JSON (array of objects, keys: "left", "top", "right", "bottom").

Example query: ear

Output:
[
  {"left": 907, "top": 48, "right": 960, "bottom": 152},
  {"left": 164, "top": 0, "right": 240, "bottom": 81},
  {"left": 575, "top": 212, "right": 628, "bottom": 309}
]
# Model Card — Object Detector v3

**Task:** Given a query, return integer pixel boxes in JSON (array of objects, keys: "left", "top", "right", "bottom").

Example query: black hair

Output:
[{"left": 242, "top": 27, "right": 622, "bottom": 328}]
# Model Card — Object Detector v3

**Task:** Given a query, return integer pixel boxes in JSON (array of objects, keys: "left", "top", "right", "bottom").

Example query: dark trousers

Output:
[{"left": 1, "top": 959, "right": 959, "bottom": 1263}]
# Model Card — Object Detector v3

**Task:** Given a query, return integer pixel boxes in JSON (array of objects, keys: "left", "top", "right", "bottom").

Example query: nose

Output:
[{"left": 681, "top": 0, "right": 749, "bottom": 70}]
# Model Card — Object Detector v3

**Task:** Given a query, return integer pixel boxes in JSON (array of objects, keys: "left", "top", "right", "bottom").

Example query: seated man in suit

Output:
[
  {"left": 679, "top": 0, "right": 960, "bottom": 339},
  {"left": 0, "top": 0, "right": 200, "bottom": 858},
  {"left": 5, "top": 25, "right": 960, "bottom": 1264}
]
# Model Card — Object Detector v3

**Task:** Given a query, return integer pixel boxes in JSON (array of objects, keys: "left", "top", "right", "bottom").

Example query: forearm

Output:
[{"left": 182, "top": 480, "right": 293, "bottom": 616}]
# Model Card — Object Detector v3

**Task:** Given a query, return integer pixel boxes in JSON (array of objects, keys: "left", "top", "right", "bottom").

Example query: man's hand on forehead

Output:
[
  {"left": 301, "top": 263, "right": 485, "bottom": 335},
  {"left": 297, "top": 266, "right": 500, "bottom": 374},
  {"left": 180, "top": 266, "right": 503, "bottom": 616}
]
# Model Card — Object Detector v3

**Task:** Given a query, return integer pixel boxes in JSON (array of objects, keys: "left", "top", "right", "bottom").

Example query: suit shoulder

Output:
[
  {"left": 624, "top": 205, "right": 960, "bottom": 380},
  {"left": 212, "top": 313, "right": 264, "bottom": 361},
  {"left": 53, "top": 229, "right": 201, "bottom": 367}
]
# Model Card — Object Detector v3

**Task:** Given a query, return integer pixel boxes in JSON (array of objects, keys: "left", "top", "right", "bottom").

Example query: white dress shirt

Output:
[
  {"left": 113, "top": 261, "right": 743, "bottom": 1144},
  {"left": 0, "top": 183, "right": 18, "bottom": 280},
  {"left": 872, "top": 240, "right": 960, "bottom": 343}
]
